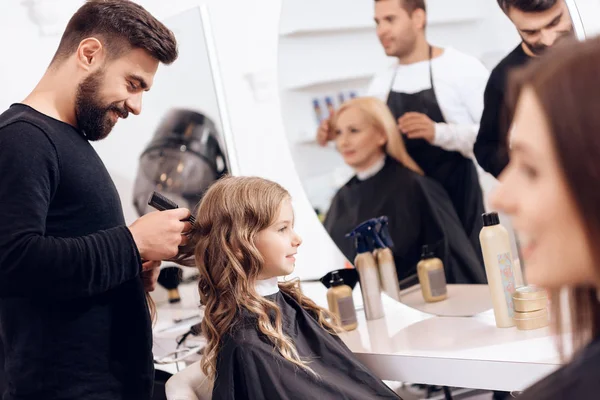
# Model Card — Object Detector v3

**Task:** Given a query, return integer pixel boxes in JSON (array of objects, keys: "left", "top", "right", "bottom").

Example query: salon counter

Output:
[
  {"left": 301, "top": 281, "right": 561, "bottom": 392},
  {"left": 153, "top": 281, "right": 561, "bottom": 393}
]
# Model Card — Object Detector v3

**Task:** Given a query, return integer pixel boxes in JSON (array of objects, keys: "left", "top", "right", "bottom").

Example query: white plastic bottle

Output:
[{"left": 480, "top": 212, "right": 517, "bottom": 328}]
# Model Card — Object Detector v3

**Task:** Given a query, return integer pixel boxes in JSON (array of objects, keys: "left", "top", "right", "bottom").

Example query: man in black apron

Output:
[
  {"left": 316, "top": 0, "right": 488, "bottom": 259},
  {"left": 386, "top": 45, "right": 485, "bottom": 258}
]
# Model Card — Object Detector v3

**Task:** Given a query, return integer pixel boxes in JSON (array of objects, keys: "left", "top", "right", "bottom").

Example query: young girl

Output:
[{"left": 174, "top": 176, "right": 400, "bottom": 399}]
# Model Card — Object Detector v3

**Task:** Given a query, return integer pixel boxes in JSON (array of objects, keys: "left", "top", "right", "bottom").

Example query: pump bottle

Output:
[
  {"left": 373, "top": 217, "right": 401, "bottom": 302},
  {"left": 326, "top": 271, "right": 358, "bottom": 331},
  {"left": 346, "top": 221, "right": 385, "bottom": 320},
  {"left": 417, "top": 245, "right": 448, "bottom": 302},
  {"left": 480, "top": 212, "right": 517, "bottom": 328}
]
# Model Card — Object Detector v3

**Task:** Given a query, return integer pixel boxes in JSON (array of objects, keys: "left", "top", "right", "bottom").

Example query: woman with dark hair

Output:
[{"left": 491, "top": 35, "right": 600, "bottom": 398}]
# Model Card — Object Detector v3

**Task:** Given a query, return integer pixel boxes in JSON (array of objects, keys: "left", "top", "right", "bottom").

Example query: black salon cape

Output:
[
  {"left": 212, "top": 291, "right": 400, "bottom": 400},
  {"left": 517, "top": 335, "right": 600, "bottom": 399},
  {"left": 324, "top": 156, "right": 486, "bottom": 285}
]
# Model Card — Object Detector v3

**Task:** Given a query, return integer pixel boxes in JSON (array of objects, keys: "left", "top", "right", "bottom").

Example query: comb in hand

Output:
[{"left": 147, "top": 191, "right": 196, "bottom": 225}]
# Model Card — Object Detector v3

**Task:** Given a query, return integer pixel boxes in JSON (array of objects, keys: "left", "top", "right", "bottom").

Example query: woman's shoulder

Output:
[
  {"left": 384, "top": 158, "right": 431, "bottom": 190},
  {"left": 519, "top": 339, "right": 600, "bottom": 399},
  {"left": 220, "top": 313, "right": 261, "bottom": 348}
]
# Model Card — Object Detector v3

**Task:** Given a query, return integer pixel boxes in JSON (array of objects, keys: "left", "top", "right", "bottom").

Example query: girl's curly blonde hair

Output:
[{"left": 174, "top": 176, "right": 340, "bottom": 379}]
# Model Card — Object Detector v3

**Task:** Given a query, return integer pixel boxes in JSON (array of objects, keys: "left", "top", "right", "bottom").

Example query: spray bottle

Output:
[
  {"left": 373, "top": 216, "right": 401, "bottom": 302},
  {"left": 346, "top": 220, "right": 385, "bottom": 320}
]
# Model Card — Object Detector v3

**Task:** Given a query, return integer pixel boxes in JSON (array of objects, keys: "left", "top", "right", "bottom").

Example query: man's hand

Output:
[
  {"left": 128, "top": 208, "right": 192, "bottom": 261},
  {"left": 141, "top": 260, "right": 161, "bottom": 292},
  {"left": 316, "top": 119, "right": 333, "bottom": 146},
  {"left": 398, "top": 112, "right": 436, "bottom": 143}
]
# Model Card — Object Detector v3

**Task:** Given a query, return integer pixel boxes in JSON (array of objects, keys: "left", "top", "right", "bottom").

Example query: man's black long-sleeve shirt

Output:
[
  {"left": 0, "top": 104, "right": 153, "bottom": 400},
  {"left": 475, "top": 44, "right": 530, "bottom": 178}
]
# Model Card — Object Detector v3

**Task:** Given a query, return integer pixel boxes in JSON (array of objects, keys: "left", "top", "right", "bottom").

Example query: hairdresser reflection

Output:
[
  {"left": 491, "top": 37, "right": 600, "bottom": 398},
  {"left": 0, "top": 1, "right": 190, "bottom": 399},
  {"left": 324, "top": 97, "right": 486, "bottom": 286},
  {"left": 317, "top": 0, "right": 489, "bottom": 251},
  {"left": 475, "top": 0, "right": 573, "bottom": 178}
]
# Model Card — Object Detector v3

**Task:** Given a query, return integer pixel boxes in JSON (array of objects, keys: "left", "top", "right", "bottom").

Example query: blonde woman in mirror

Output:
[
  {"left": 324, "top": 97, "right": 486, "bottom": 287},
  {"left": 170, "top": 176, "right": 400, "bottom": 399}
]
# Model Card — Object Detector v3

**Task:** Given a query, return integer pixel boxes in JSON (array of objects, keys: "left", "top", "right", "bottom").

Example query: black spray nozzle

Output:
[
  {"left": 148, "top": 191, "right": 196, "bottom": 225},
  {"left": 373, "top": 216, "right": 394, "bottom": 249},
  {"left": 345, "top": 218, "right": 380, "bottom": 254},
  {"left": 421, "top": 244, "right": 436, "bottom": 259},
  {"left": 329, "top": 271, "right": 344, "bottom": 287},
  {"left": 319, "top": 268, "right": 359, "bottom": 290}
]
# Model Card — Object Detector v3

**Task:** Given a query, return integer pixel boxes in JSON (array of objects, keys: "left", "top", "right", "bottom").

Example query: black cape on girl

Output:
[
  {"left": 324, "top": 156, "right": 486, "bottom": 286},
  {"left": 212, "top": 290, "right": 400, "bottom": 400}
]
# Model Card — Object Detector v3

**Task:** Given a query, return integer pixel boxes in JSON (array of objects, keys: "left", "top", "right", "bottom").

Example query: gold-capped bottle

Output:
[
  {"left": 326, "top": 271, "right": 358, "bottom": 331},
  {"left": 417, "top": 245, "right": 448, "bottom": 303}
]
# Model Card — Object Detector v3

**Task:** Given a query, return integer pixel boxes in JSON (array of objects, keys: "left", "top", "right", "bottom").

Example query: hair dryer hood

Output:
[{"left": 133, "top": 108, "right": 228, "bottom": 216}]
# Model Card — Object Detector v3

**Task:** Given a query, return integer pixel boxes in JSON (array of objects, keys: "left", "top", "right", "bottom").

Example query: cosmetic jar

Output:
[
  {"left": 513, "top": 286, "right": 548, "bottom": 312},
  {"left": 512, "top": 286, "right": 549, "bottom": 330}
]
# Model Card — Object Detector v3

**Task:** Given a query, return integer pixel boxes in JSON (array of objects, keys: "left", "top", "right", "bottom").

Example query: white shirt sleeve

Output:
[
  {"left": 433, "top": 123, "right": 479, "bottom": 158},
  {"left": 165, "top": 360, "right": 214, "bottom": 400},
  {"left": 366, "top": 65, "right": 395, "bottom": 102},
  {"left": 432, "top": 52, "right": 489, "bottom": 158}
]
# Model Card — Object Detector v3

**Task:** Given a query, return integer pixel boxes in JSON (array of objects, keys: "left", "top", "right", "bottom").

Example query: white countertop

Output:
[
  {"left": 154, "top": 280, "right": 562, "bottom": 392},
  {"left": 300, "top": 281, "right": 560, "bottom": 391}
]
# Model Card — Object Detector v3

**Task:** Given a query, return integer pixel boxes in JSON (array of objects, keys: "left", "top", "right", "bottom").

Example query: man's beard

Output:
[
  {"left": 75, "top": 70, "right": 129, "bottom": 141},
  {"left": 521, "top": 29, "right": 574, "bottom": 56}
]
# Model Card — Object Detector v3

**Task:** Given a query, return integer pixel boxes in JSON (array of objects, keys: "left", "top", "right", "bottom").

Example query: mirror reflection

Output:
[{"left": 278, "top": 0, "right": 576, "bottom": 303}]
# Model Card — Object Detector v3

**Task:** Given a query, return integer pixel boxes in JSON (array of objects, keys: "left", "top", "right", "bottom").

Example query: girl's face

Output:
[
  {"left": 490, "top": 87, "right": 594, "bottom": 288},
  {"left": 255, "top": 199, "right": 303, "bottom": 280},
  {"left": 334, "top": 107, "right": 387, "bottom": 171}
]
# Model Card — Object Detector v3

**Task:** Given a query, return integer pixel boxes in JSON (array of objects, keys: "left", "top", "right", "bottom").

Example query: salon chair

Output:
[
  {"left": 153, "top": 369, "right": 173, "bottom": 400},
  {"left": 165, "top": 359, "right": 213, "bottom": 400}
]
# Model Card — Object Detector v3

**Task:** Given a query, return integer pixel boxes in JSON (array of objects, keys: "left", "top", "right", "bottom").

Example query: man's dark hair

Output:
[
  {"left": 51, "top": 0, "right": 178, "bottom": 65},
  {"left": 497, "top": 0, "right": 558, "bottom": 13},
  {"left": 374, "top": 0, "right": 427, "bottom": 13}
]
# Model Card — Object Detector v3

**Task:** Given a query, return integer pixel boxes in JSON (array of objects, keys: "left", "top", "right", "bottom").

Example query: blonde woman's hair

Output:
[
  {"left": 331, "top": 96, "right": 424, "bottom": 175},
  {"left": 173, "top": 176, "right": 340, "bottom": 379}
]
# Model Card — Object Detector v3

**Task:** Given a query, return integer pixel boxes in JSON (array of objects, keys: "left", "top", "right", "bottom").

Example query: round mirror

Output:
[{"left": 278, "top": 0, "right": 586, "bottom": 315}]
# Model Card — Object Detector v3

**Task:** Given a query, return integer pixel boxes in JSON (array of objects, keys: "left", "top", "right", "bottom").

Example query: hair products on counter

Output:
[
  {"left": 373, "top": 217, "right": 401, "bottom": 302},
  {"left": 326, "top": 271, "right": 358, "bottom": 331},
  {"left": 480, "top": 212, "right": 517, "bottom": 328},
  {"left": 417, "top": 245, "right": 448, "bottom": 303},
  {"left": 347, "top": 221, "right": 385, "bottom": 320}
]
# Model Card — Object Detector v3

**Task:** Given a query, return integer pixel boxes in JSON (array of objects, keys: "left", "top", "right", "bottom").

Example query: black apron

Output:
[{"left": 386, "top": 46, "right": 484, "bottom": 261}]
